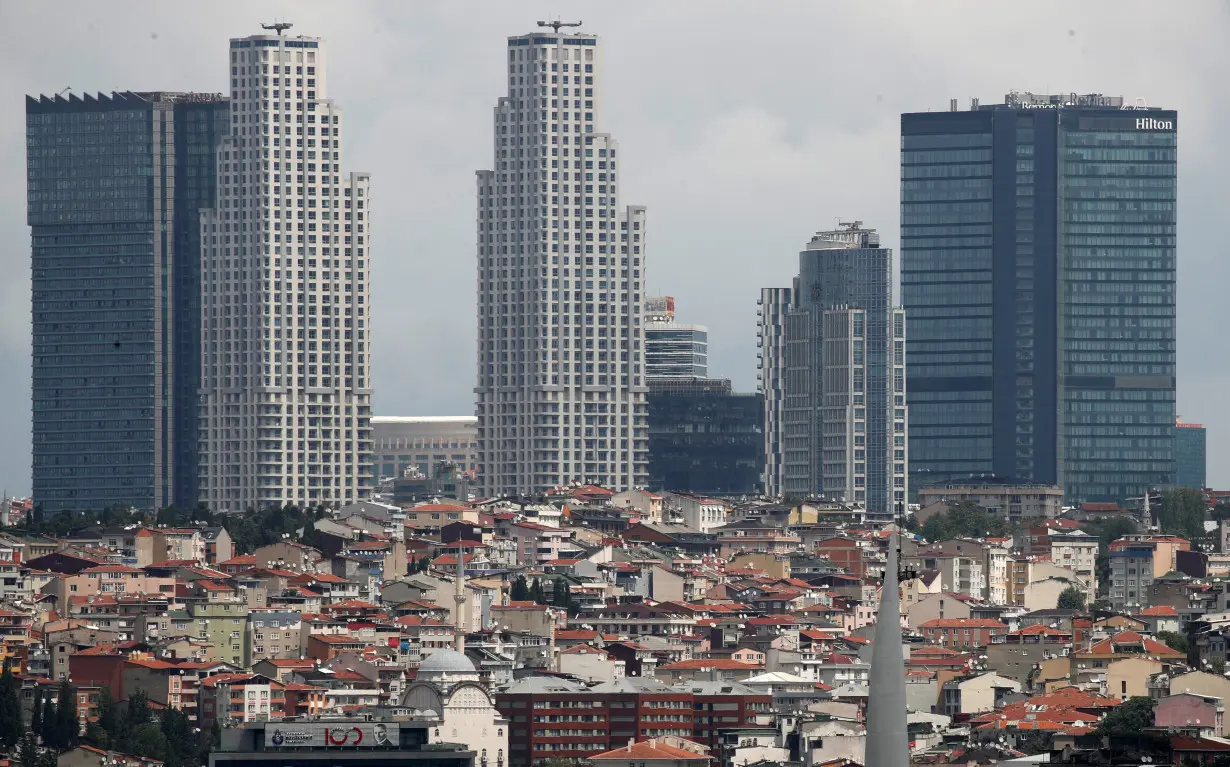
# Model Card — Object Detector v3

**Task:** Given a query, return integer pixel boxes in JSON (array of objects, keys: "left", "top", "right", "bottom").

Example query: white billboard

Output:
[{"left": 265, "top": 723, "right": 399, "bottom": 748}]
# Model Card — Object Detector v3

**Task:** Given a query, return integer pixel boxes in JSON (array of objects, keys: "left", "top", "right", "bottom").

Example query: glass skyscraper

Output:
[
  {"left": 1175, "top": 418, "right": 1206, "bottom": 490},
  {"left": 27, "top": 91, "right": 227, "bottom": 512},
  {"left": 646, "top": 377, "right": 763, "bottom": 496},
  {"left": 767, "top": 223, "right": 907, "bottom": 514},
  {"left": 902, "top": 92, "right": 1177, "bottom": 502}
]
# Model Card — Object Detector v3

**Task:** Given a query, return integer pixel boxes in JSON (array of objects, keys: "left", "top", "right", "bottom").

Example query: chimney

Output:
[{"left": 627, "top": 739, "right": 633, "bottom": 752}]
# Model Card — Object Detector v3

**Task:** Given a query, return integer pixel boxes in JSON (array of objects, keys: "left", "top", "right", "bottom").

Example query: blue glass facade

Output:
[
  {"left": 27, "top": 92, "right": 227, "bottom": 512},
  {"left": 1175, "top": 421, "right": 1206, "bottom": 490},
  {"left": 647, "top": 378, "right": 764, "bottom": 496},
  {"left": 902, "top": 98, "right": 1176, "bottom": 502}
]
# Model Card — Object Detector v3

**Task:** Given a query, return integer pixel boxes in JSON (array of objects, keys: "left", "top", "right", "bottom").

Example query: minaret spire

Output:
[
  {"left": 866, "top": 529, "right": 909, "bottom": 767},
  {"left": 454, "top": 537, "right": 467, "bottom": 653}
]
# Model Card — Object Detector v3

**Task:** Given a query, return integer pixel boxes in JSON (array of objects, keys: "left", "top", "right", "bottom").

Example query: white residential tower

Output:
[
  {"left": 476, "top": 27, "right": 648, "bottom": 496},
  {"left": 200, "top": 27, "right": 372, "bottom": 512}
]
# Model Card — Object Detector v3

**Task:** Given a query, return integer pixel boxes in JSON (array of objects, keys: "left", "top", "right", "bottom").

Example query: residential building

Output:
[
  {"left": 915, "top": 481, "right": 1064, "bottom": 522},
  {"left": 476, "top": 28, "right": 649, "bottom": 496},
  {"left": 902, "top": 92, "right": 1177, "bottom": 502},
  {"left": 1176, "top": 418, "right": 1207, "bottom": 489},
  {"left": 372, "top": 416, "right": 478, "bottom": 481},
  {"left": 1108, "top": 535, "right": 1191, "bottom": 611},
  {"left": 918, "top": 618, "right": 1008, "bottom": 650},
  {"left": 1048, "top": 530, "right": 1099, "bottom": 602},
  {"left": 756, "top": 287, "right": 791, "bottom": 497},
  {"left": 941, "top": 672, "right": 1022, "bottom": 717},
  {"left": 767, "top": 222, "right": 906, "bottom": 514},
  {"left": 646, "top": 378, "right": 764, "bottom": 496},
  {"left": 199, "top": 28, "right": 373, "bottom": 512},
  {"left": 26, "top": 90, "right": 227, "bottom": 512},
  {"left": 588, "top": 738, "right": 711, "bottom": 767}
]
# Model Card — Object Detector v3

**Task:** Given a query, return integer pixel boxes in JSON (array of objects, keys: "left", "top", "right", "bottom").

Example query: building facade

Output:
[
  {"left": 646, "top": 377, "right": 763, "bottom": 496},
  {"left": 199, "top": 29, "right": 373, "bottom": 512},
  {"left": 1175, "top": 418, "right": 1206, "bottom": 489},
  {"left": 27, "top": 91, "right": 228, "bottom": 512},
  {"left": 902, "top": 92, "right": 1177, "bottom": 502},
  {"left": 757, "top": 287, "right": 791, "bottom": 497},
  {"left": 916, "top": 480, "right": 1064, "bottom": 522},
  {"left": 645, "top": 319, "right": 708, "bottom": 378},
  {"left": 767, "top": 223, "right": 906, "bottom": 513},
  {"left": 476, "top": 29, "right": 648, "bottom": 496},
  {"left": 372, "top": 416, "right": 478, "bottom": 481}
]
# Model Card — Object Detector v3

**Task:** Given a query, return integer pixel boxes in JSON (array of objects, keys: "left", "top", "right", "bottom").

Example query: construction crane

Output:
[
  {"left": 261, "top": 21, "right": 293, "bottom": 36},
  {"left": 537, "top": 19, "right": 582, "bottom": 33}
]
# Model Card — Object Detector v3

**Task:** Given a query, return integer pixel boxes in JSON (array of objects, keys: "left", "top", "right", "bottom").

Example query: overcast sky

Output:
[{"left": 0, "top": 1, "right": 1226, "bottom": 497}]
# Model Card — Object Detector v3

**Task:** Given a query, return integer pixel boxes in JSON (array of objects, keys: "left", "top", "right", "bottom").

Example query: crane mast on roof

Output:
[{"left": 537, "top": 19, "right": 583, "bottom": 33}]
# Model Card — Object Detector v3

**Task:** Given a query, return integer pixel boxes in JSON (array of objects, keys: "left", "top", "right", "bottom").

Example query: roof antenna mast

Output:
[
  {"left": 261, "top": 21, "right": 293, "bottom": 36},
  {"left": 537, "top": 19, "right": 583, "bottom": 33}
]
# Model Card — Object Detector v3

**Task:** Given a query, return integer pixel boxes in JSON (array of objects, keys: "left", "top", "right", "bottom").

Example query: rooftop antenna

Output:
[
  {"left": 56, "top": 87, "right": 72, "bottom": 97},
  {"left": 537, "top": 19, "right": 583, "bottom": 34},
  {"left": 262, "top": 21, "right": 293, "bottom": 36}
]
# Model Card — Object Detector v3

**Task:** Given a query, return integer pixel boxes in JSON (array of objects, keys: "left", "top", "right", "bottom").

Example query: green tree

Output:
[
  {"left": 510, "top": 575, "right": 530, "bottom": 602},
  {"left": 30, "top": 688, "right": 43, "bottom": 739},
  {"left": 1056, "top": 585, "right": 1087, "bottom": 612},
  {"left": 52, "top": 679, "right": 78, "bottom": 750},
  {"left": 529, "top": 578, "right": 545, "bottom": 604},
  {"left": 1158, "top": 487, "right": 1207, "bottom": 541},
  {"left": 39, "top": 694, "right": 55, "bottom": 745},
  {"left": 1090, "top": 599, "right": 1115, "bottom": 619},
  {"left": 1096, "top": 696, "right": 1154, "bottom": 737},
  {"left": 160, "top": 708, "right": 194, "bottom": 767},
  {"left": 1157, "top": 630, "right": 1189, "bottom": 655},
  {"left": 919, "top": 500, "right": 1010, "bottom": 542},
  {"left": 1211, "top": 658, "right": 1227, "bottom": 675},
  {"left": 553, "top": 578, "right": 573, "bottom": 613},
  {"left": 18, "top": 731, "right": 42, "bottom": 767},
  {"left": 128, "top": 723, "right": 169, "bottom": 763},
  {"left": 0, "top": 660, "right": 23, "bottom": 749}
]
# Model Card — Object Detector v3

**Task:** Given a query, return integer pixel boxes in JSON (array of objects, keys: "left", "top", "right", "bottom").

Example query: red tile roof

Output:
[{"left": 590, "top": 741, "right": 708, "bottom": 762}]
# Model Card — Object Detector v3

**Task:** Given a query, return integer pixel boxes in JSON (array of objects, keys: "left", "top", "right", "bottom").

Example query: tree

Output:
[
  {"left": 1210, "top": 658, "right": 1227, "bottom": 676},
  {"left": 510, "top": 575, "right": 530, "bottom": 602},
  {"left": 1157, "top": 630, "right": 1189, "bottom": 655},
  {"left": 1056, "top": 585, "right": 1087, "bottom": 612},
  {"left": 529, "top": 578, "right": 545, "bottom": 605},
  {"left": 18, "top": 731, "right": 42, "bottom": 767},
  {"left": 94, "top": 686, "right": 117, "bottom": 747},
  {"left": 1090, "top": 599, "right": 1115, "bottom": 620},
  {"left": 553, "top": 578, "right": 573, "bottom": 613},
  {"left": 39, "top": 694, "right": 55, "bottom": 745},
  {"left": 30, "top": 688, "right": 43, "bottom": 739},
  {"left": 1158, "top": 487, "right": 1207, "bottom": 542},
  {"left": 0, "top": 660, "right": 23, "bottom": 749},
  {"left": 50, "top": 679, "right": 78, "bottom": 751},
  {"left": 1096, "top": 696, "right": 1154, "bottom": 737},
  {"left": 919, "top": 501, "right": 1011, "bottom": 542},
  {"left": 160, "top": 708, "right": 194, "bottom": 767}
]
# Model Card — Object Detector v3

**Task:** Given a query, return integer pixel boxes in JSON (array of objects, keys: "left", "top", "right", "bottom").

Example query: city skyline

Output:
[{"left": 0, "top": 2, "right": 1227, "bottom": 497}]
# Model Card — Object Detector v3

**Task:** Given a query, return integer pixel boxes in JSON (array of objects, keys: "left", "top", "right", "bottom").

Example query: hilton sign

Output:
[{"left": 1135, "top": 117, "right": 1174, "bottom": 130}]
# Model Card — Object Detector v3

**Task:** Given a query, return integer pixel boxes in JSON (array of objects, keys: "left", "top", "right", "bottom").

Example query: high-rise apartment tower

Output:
[
  {"left": 199, "top": 28, "right": 373, "bottom": 512},
  {"left": 902, "top": 92, "right": 1176, "bottom": 502},
  {"left": 763, "top": 223, "right": 907, "bottom": 514},
  {"left": 476, "top": 28, "right": 648, "bottom": 496},
  {"left": 27, "top": 91, "right": 227, "bottom": 512},
  {"left": 757, "top": 287, "right": 792, "bottom": 497}
]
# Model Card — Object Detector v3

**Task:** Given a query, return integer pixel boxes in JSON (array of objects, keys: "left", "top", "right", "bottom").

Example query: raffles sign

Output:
[{"left": 265, "top": 723, "right": 399, "bottom": 748}]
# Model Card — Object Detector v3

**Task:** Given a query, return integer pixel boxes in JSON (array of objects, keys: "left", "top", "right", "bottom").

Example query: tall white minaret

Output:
[
  {"left": 454, "top": 537, "right": 467, "bottom": 653},
  {"left": 865, "top": 529, "right": 908, "bottom": 767}
]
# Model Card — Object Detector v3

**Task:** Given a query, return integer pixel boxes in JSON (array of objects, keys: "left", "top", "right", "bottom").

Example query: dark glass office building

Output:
[
  {"left": 902, "top": 92, "right": 1176, "bottom": 502},
  {"left": 1175, "top": 419, "right": 1206, "bottom": 490},
  {"left": 27, "top": 91, "right": 227, "bottom": 512},
  {"left": 646, "top": 377, "right": 764, "bottom": 496}
]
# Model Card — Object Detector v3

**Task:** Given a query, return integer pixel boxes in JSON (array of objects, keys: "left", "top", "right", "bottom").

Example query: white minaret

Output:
[
  {"left": 475, "top": 24, "right": 648, "bottom": 497},
  {"left": 200, "top": 24, "right": 373, "bottom": 512}
]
